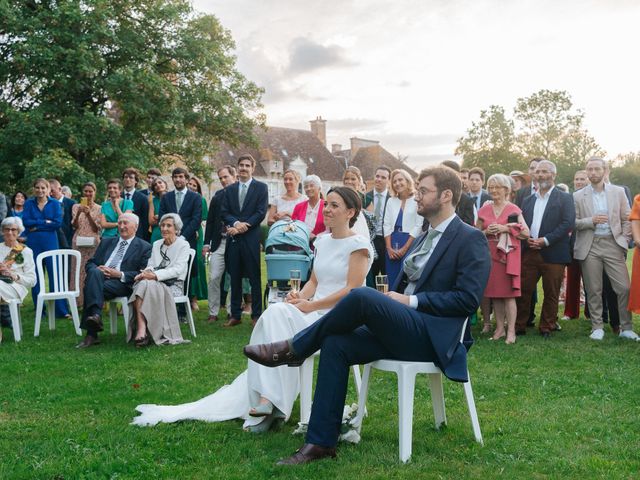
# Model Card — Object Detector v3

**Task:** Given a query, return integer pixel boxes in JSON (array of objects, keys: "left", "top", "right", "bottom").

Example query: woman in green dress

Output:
[
  {"left": 147, "top": 177, "right": 168, "bottom": 243},
  {"left": 187, "top": 176, "right": 208, "bottom": 310},
  {"left": 100, "top": 179, "right": 134, "bottom": 237}
]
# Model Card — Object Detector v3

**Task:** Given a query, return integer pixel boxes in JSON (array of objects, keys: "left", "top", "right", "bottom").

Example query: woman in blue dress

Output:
[
  {"left": 22, "top": 178, "right": 70, "bottom": 317},
  {"left": 382, "top": 169, "right": 424, "bottom": 286}
]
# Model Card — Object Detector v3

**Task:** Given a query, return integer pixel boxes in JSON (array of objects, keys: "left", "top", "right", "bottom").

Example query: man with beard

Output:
[
  {"left": 515, "top": 160, "right": 575, "bottom": 338},
  {"left": 573, "top": 157, "right": 638, "bottom": 341},
  {"left": 243, "top": 166, "right": 491, "bottom": 465}
]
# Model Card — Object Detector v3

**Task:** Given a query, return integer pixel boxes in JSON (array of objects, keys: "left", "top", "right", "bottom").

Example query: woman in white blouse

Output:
[
  {"left": 383, "top": 169, "right": 424, "bottom": 286},
  {"left": 0, "top": 217, "right": 36, "bottom": 342},
  {"left": 128, "top": 213, "right": 190, "bottom": 347},
  {"left": 267, "top": 169, "right": 305, "bottom": 226}
]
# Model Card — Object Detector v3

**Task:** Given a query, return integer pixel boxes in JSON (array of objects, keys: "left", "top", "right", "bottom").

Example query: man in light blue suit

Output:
[{"left": 245, "top": 166, "right": 491, "bottom": 465}]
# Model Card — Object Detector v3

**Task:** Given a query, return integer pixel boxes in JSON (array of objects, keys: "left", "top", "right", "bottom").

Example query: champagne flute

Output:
[
  {"left": 290, "top": 269, "right": 301, "bottom": 293},
  {"left": 375, "top": 274, "right": 388, "bottom": 294}
]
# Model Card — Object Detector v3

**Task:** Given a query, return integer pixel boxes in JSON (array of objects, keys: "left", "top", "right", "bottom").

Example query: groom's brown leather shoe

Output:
[
  {"left": 243, "top": 340, "right": 303, "bottom": 367},
  {"left": 276, "top": 443, "right": 336, "bottom": 465}
]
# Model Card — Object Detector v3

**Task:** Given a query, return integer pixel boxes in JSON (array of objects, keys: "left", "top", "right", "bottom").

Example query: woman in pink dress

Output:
[{"left": 477, "top": 174, "right": 529, "bottom": 344}]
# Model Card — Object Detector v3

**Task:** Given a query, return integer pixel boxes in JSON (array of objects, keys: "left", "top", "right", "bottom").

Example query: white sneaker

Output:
[
  {"left": 619, "top": 330, "right": 640, "bottom": 341},
  {"left": 589, "top": 329, "right": 605, "bottom": 340}
]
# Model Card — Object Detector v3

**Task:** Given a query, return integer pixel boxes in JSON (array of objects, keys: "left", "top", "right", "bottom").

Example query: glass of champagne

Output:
[
  {"left": 375, "top": 274, "right": 388, "bottom": 294},
  {"left": 290, "top": 270, "right": 301, "bottom": 293}
]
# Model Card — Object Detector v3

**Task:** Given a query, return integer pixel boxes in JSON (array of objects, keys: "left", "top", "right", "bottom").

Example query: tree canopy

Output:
[
  {"left": 0, "top": 0, "right": 264, "bottom": 194},
  {"left": 456, "top": 89, "right": 604, "bottom": 183}
]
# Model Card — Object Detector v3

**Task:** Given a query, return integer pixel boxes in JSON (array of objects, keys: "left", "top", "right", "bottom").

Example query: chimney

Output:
[
  {"left": 331, "top": 144, "right": 342, "bottom": 154},
  {"left": 309, "top": 116, "right": 327, "bottom": 146}
]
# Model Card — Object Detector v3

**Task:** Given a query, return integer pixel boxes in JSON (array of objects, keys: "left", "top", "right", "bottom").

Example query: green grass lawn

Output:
[{"left": 2, "top": 262, "right": 640, "bottom": 479}]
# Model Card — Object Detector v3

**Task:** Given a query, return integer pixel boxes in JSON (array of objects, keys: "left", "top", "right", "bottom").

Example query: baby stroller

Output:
[{"left": 263, "top": 220, "right": 314, "bottom": 308}]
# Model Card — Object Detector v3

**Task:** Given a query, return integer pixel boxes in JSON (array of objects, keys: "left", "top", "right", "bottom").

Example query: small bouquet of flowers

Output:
[{"left": 0, "top": 244, "right": 25, "bottom": 283}]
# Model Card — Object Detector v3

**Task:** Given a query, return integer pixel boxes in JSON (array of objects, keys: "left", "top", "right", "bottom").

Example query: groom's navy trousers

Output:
[{"left": 291, "top": 216, "right": 491, "bottom": 448}]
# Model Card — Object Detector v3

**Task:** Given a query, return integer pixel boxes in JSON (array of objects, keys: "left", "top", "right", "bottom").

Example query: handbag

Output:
[{"left": 76, "top": 236, "right": 96, "bottom": 247}]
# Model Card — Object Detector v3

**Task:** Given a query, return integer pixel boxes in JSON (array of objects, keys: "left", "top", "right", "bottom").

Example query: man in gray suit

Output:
[{"left": 573, "top": 157, "right": 638, "bottom": 341}]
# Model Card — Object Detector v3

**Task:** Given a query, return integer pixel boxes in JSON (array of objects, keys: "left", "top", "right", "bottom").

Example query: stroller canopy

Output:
[{"left": 265, "top": 220, "right": 313, "bottom": 257}]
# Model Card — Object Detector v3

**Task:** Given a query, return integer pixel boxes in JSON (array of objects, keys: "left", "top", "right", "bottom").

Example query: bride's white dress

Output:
[{"left": 132, "top": 233, "right": 373, "bottom": 427}]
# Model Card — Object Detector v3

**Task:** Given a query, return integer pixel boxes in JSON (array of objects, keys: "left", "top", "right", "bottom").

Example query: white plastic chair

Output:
[
  {"left": 353, "top": 319, "right": 482, "bottom": 463},
  {"left": 6, "top": 298, "right": 24, "bottom": 342},
  {"left": 108, "top": 297, "right": 130, "bottom": 336},
  {"left": 299, "top": 352, "right": 363, "bottom": 424},
  {"left": 34, "top": 249, "right": 82, "bottom": 337},
  {"left": 173, "top": 248, "right": 197, "bottom": 337}
]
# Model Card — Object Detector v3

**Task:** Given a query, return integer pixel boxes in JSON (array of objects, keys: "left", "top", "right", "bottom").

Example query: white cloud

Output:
[{"left": 195, "top": 0, "right": 640, "bottom": 161}]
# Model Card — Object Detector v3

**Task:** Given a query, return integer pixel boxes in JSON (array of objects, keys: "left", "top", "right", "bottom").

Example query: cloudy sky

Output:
[{"left": 194, "top": 0, "right": 640, "bottom": 171}]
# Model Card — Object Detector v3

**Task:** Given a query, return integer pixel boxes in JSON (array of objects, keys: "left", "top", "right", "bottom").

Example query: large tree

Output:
[
  {"left": 456, "top": 90, "right": 604, "bottom": 184},
  {"left": 514, "top": 89, "right": 604, "bottom": 182},
  {"left": 0, "top": 0, "right": 264, "bottom": 193},
  {"left": 455, "top": 105, "right": 523, "bottom": 176}
]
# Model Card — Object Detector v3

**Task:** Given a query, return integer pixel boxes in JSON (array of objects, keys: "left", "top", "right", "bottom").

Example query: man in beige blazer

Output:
[{"left": 573, "top": 157, "right": 638, "bottom": 341}]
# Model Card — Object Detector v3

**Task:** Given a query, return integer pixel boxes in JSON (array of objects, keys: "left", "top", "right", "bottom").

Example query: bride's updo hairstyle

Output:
[{"left": 326, "top": 186, "right": 362, "bottom": 228}]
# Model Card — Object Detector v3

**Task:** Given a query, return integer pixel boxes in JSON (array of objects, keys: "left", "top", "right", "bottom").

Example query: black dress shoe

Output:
[
  {"left": 277, "top": 443, "right": 337, "bottom": 465},
  {"left": 243, "top": 340, "right": 303, "bottom": 367},
  {"left": 85, "top": 314, "right": 104, "bottom": 332},
  {"left": 76, "top": 335, "right": 100, "bottom": 349}
]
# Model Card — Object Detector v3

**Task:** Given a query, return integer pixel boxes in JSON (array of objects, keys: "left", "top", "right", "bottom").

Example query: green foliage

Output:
[
  {"left": 0, "top": 0, "right": 264, "bottom": 192},
  {"left": 455, "top": 105, "right": 524, "bottom": 177},
  {"left": 610, "top": 152, "right": 640, "bottom": 196},
  {"left": 457, "top": 90, "right": 605, "bottom": 183},
  {"left": 23, "top": 148, "right": 95, "bottom": 193}
]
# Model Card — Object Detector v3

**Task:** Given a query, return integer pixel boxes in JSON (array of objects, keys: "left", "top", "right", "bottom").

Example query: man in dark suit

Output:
[
  {"left": 467, "top": 167, "right": 491, "bottom": 213},
  {"left": 514, "top": 158, "right": 541, "bottom": 208},
  {"left": 244, "top": 166, "right": 491, "bottom": 465},
  {"left": 76, "top": 213, "right": 152, "bottom": 348},
  {"left": 203, "top": 164, "right": 237, "bottom": 323},
  {"left": 515, "top": 160, "right": 575, "bottom": 338},
  {"left": 363, "top": 166, "right": 391, "bottom": 279},
  {"left": 441, "top": 161, "right": 475, "bottom": 226},
  {"left": 122, "top": 168, "right": 150, "bottom": 241},
  {"left": 158, "top": 167, "right": 202, "bottom": 262},
  {"left": 49, "top": 179, "right": 76, "bottom": 248},
  {"left": 221, "top": 154, "right": 268, "bottom": 327}
]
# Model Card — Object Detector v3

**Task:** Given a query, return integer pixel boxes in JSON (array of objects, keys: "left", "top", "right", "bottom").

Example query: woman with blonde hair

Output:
[
  {"left": 267, "top": 169, "right": 305, "bottom": 226},
  {"left": 476, "top": 173, "right": 529, "bottom": 344},
  {"left": 382, "top": 169, "right": 423, "bottom": 286}
]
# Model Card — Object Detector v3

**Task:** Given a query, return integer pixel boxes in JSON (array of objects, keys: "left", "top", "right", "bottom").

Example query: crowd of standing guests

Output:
[{"left": 1, "top": 154, "right": 639, "bottom": 347}]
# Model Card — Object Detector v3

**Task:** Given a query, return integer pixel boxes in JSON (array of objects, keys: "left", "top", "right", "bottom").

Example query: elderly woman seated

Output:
[
  {"left": 0, "top": 217, "right": 36, "bottom": 342},
  {"left": 128, "top": 213, "right": 191, "bottom": 347}
]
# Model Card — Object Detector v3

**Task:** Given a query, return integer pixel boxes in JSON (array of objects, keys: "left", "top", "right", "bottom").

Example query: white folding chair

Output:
[
  {"left": 34, "top": 249, "right": 82, "bottom": 337},
  {"left": 299, "top": 352, "right": 363, "bottom": 424},
  {"left": 173, "top": 248, "right": 197, "bottom": 337},
  {"left": 6, "top": 298, "right": 24, "bottom": 342},
  {"left": 108, "top": 297, "right": 130, "bottom": 336},
  {"left": 353, "top": 319, "right": 482, "bottom": 463}
]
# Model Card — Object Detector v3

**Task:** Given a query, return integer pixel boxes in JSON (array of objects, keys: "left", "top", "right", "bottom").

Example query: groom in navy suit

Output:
[
  {"left": 245, "top": 166, "right": 491, "bottom": 465},
  {"left": 221, "top": 154, "right": 268, "bottom": 327}
]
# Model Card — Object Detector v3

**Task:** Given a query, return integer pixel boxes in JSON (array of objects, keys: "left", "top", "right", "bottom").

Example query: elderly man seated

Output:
[{"left": 76, "top": 213, "right": 151, "bottom": 348}]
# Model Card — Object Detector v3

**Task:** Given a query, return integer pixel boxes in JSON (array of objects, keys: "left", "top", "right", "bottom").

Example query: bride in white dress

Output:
[{"left": 132, "top": 186, "right": 373, "bottom": 431}]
